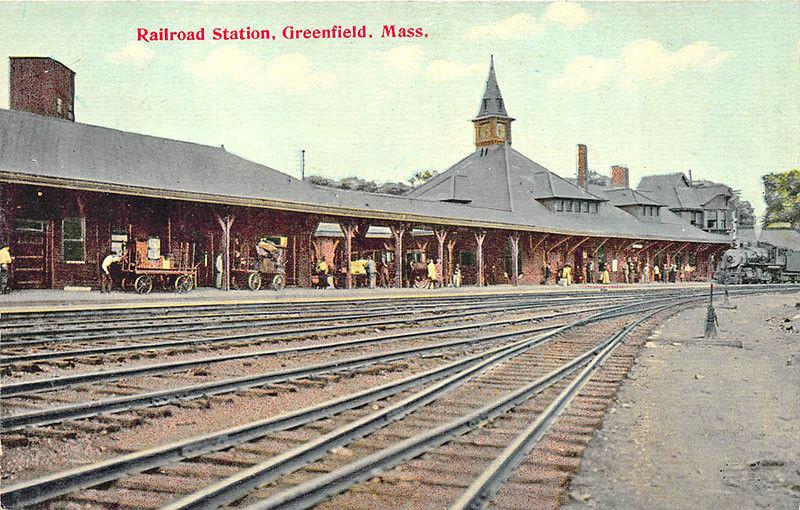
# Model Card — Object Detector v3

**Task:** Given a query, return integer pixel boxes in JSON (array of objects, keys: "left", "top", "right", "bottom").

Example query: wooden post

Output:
[
  {"left": 216, "top": 215, "right": 235, "bottom": 291},
  {"left": 447, "top": 238, "right": 457, "bottom": 286},
  {"left": 434, "top": 228, "right": 448, "bottom": 286},
  {"left": 390, "top": 225, "right": 406, "bottom": 288},
  {"left": 475, "top": 231, "right": 486, "bottom": 287},
  {"left": 509, "top": 233, "right": 520, "bottom": 286},
  {"left": 342, "top": 223, "right": 358, "bottom": 289}
]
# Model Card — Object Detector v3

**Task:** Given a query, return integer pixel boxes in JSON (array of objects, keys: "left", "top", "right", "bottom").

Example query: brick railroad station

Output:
[{"left": 0, "top": 56, "right": 732, "bottom": 292}]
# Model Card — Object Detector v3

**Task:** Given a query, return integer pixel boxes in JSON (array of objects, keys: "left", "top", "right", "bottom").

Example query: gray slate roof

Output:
[
  {"left": 636, "top": 173, "right": 732, "bottom": 211},
  {"left": 474, "top": 57, "right": 510, "bottom": 120},
  {"left": 0, "top": 107, "right": 729, "bottom": 244},
  {"left": 759, "top": 228, "right": 800, "bottom": 251},
  {"left": 586, "top": 184, "right": 661, "bottom": 207}
]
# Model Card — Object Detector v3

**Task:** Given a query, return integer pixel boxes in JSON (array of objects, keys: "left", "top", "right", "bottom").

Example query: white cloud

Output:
[
  {"left": 186, "top": 47, "right": 335, "bottom": 93},
  {"left": 549, "top": 55, "right": 616, "bottom": 91},
  {"left": 467, "top": 13, "right": 542, "bottom": 40},
  {"left": 425, "top": 60, "right": 483, "bottom": 83},
  {"left": 543, "top": 1, "right": 591, "bottom": 28},
  {"left": 467, "top": 3, "right": 591, "bottom": 40},
  {"left": 621, "top": 40, "right": 729, "bottom": 86},
  {"left": 550, "top": 39, "right": 731, "bottom": 91},
  {"left": 264, "top": 54, "right": 336, "bottom": 93},
  {"left": 107, "top": 42, "right": 154, "bottom": 64},
  {"left": 376, "top": 45, "right": 424, "bottom": 73}
]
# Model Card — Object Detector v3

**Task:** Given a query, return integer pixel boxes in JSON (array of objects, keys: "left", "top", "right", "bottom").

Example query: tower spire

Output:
[{"left": 472, "top": 56, "right": 514, "bottom": 148}]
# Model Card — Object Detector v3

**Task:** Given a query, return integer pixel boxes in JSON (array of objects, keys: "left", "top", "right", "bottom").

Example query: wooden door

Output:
[{"left": 11, "top": 219, "right": 48, "bottom": 289}]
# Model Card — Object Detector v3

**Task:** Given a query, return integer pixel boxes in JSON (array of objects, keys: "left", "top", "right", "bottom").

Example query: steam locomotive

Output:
[{"left": 714, "top": 244, "right": 800, "bottom": 284}]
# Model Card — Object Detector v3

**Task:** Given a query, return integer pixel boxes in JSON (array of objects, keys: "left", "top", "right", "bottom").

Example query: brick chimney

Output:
[
  {"left": 9, "top": 57, "right": 75, "bottom": 121},
  {"left": 611, "top": 165, "right": 629, "bottom": 188},
  {"left": 576, "top": 144, "right": 588, "bottom": 189}
]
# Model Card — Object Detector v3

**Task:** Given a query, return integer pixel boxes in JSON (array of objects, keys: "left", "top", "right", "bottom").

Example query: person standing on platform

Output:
[
  {"left": 642, "top": 262, "right": 650, "bottom": 283},
  {"left": 100, "top": 249, "right": 125, "bottom": 293},
  {"left": 563, "top": 264, "right": 573, "bottom": 286},
  {"left": 0, "top": 243, "right": 13, "bottom": 294},
  {"left": 453, "top": 264, "right": 462, "bottom": 288},
  {"left": 622, "top": 260, "right": 630, "bottom": 284},
  {"left": 586, "top": 257, "right": 595, "bottom": 284},
  {"left": 366, "top": 255, "right": 377, "bottom": 289},
  {"left": 215, "top": 253, "right": 223, "bottom": 289},
  {"left": 600, "top": 262, "right": 611, "bottom": 285},
  {"left": 427, "top": 258, "right": 438, "bottom": 289},
  {"left": 653, "top": 264, "right": 661, "bottom": 282}
]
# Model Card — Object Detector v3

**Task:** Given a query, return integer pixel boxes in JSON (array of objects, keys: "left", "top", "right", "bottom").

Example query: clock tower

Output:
[{"left": 473, "top": 56, "right": 514, "bottom": 148}]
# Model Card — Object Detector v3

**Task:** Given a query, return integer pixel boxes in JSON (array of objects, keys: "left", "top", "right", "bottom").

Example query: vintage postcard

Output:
[{"left": 1, "top": 2, "right": 798, "bottom": 509}]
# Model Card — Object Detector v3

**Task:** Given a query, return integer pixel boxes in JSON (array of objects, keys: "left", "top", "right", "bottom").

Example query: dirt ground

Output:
[{"left": 564, "top": 291, "right": 800, "bottom": 510}]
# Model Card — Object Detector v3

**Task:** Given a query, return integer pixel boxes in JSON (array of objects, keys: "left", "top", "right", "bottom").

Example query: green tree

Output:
[
  {"left": 408, "top": 169, "right": 439, "bottom": 187},
  {"left": 762, "top": 169, "right": 800, "bottom": 227},
  {"left": 305, "top": 174, "right": 411, "bottom": 196},
  {"left": 730, "top": 193, "right": 755, "bottom": 228}
]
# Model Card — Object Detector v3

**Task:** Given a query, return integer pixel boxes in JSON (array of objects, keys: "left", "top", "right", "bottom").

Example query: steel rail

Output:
[
  {"left": 0, "top": 288, "right": 652, "bottom": 321},
  {"left": 2, "top": 293, "right": 617, "bottom": 332},
  {"left": 0, "top": 292, "right": 596, "bottom": 349},
  {"left": 241, "top": 286, "right": 800, "bottom": 510},
  {"left": 0, "top": 302, "right": 608, "bottom": 366},
  {"left": 0, "top": 305, "right": 592, "bottom": 394},
  {"left": 0, "top": 295, "right": 673, "bottom": 509},
  {"left": 0, "top": 294, "right": 599, "bottom": 348},
  {"left": 4, "top": 294, "right": 552, "bottom": 339},
  {"left": 447, "top": 311, "right": 661, "bottom": 510},
  {"left": 237, "top": 305, "right": 678, "bottom": 510},
  {"left": 0, "top": 294, "right": 680, "bottom": 430},
  {"left": 0, "top": 318, "right": 568, "bottom": 430},
  {"left": 160, "top": 300, "right": 673, "bottom": 510}
]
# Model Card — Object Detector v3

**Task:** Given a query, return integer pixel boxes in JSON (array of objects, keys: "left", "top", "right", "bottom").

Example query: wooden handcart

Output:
[
  {"left": 121, "top": 239, "right": 199, "bottom": 294},
  {"left": 231, "top": 237, "right": 287, "bottom": 291}
]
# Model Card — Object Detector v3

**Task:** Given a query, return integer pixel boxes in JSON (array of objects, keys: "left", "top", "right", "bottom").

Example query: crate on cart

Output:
[
  {"left": 120, "top": 238, "right": 199, "bottom": 294},
  {"left": 231, "top": 236, "right": 287, "bottom": 291}
]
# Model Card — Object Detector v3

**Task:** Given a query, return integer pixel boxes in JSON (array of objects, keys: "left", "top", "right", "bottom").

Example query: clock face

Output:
[
  {"left": 479, "top": 123, "right": 490, "bottom": 139},
  {"left": 496, "top": 123, "right": 506, "bottom": 138}
]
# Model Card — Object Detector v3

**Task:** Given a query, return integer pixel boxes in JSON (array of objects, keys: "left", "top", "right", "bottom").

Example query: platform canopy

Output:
[{"left": 314, "top": 222, "right": 343, "bottom": 238}]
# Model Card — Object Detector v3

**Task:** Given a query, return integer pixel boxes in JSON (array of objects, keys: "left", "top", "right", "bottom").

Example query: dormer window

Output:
[{"left": 549, "top": 199, "right": 598, "bottom": 214}]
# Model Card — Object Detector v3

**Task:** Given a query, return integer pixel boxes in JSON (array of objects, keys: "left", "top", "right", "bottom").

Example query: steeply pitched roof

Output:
[
  {"left": 586, "top": 185, "right": 661, "bottom": 207},
  {"left": 474, "top": 56, "right": 510, "bottom": 120},
  {"left": 636, "top": 172, "right": 732, "bottom": 210}
]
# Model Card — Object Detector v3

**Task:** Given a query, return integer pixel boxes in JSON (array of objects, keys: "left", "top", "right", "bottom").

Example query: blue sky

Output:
[{"left": 1, "top": 1, "right": 798, "bottom": 218}]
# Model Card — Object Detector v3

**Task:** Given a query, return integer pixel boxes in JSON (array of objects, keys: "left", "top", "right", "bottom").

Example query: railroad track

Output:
[
  {"left": 1, "top": 293, "right": 692, "bottom": 509},
  {"left": 0, "top": 295, "right": 642, "bottom": 361},
  {"left": 2, "top": 284, "right": 795, "bottom": 509},
  {"left": 0, "top": 305, "right": 605, "bottom": 429}
]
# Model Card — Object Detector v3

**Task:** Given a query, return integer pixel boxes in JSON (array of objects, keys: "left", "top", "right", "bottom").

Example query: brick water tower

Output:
[{"left": 9, "top": 56, "right": 75, "bottom": 121}]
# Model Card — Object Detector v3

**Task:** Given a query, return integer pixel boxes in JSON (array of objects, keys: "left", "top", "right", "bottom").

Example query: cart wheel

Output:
[
  {"left": 248, "top": 272, "right": 262, "bottom": 291},
  {"left": 175, "top": 275, "right": 194, "bottom": 293},
  {"left": 135, "top": 275, "right": 153, "bottom": 295},
  {"left": 271, "top": 274, "right": 285, "bottom": 291},
  {"left": 182, "top": 275, "right": 195, "bottom": 293}
]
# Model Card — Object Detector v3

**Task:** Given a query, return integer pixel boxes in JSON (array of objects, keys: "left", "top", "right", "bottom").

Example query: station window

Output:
[
  {"left": 581, "top": 201, "right": 589, "bottom": 213},
  {"left": 555, "top": 200, "right": 564, "bottom": 212},
  {"left": 460, "top": 251, "right": 476, "bottom": 266},
  {"left": 56, "top": 97, "right": 63, "bottom": 114},
  {"left": 15, "top": 218, "right": 45, "bottom": 233},
  {"left": 62, "top": 218, "right": 86, "bottom": 263}
]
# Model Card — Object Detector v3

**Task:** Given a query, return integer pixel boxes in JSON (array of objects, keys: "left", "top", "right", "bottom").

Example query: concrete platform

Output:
[{"left": 0, "top": 282, "right": 710, "bottom": 314}]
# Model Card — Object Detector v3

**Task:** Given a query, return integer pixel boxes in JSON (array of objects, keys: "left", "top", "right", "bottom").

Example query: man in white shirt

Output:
[{"left": 101, "top": 249, "right": 125, "bottom": 293}]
